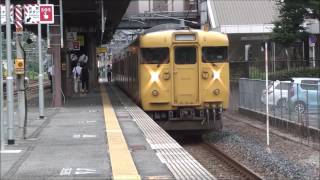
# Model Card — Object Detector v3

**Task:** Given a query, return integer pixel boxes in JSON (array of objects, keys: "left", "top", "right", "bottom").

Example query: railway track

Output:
[
  {"left": 3, "top": 81, "right": 50, "bottom": 98},
  {"left": 200, "top": 142, "right": 263, "bottom": 180},
  {"left": 182, "top": 141, "right": 263, "bottom": 180}
]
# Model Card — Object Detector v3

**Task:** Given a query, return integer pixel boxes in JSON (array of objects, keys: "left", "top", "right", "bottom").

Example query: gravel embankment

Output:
[{"left": 203, "top": 116, "right": 319, "bottom": 179}]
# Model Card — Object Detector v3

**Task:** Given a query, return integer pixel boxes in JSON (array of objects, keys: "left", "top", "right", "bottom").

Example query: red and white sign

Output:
[
  {"left": 1, "top": 5, "right": 14, "bottom": 25},
  {"left": 39, "top": 4, "right": 54, "bottom": 24},
  {"left": 15, "top": 5, "right": 23, "bottom": 31}
]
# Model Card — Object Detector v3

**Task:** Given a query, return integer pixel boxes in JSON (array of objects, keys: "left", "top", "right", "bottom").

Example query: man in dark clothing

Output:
[
  {"left": 107, "top": 64, "right": 112, "bottom": 83},
  {"left": 80, "top": 64, "right": 89, "bottom": 93}
]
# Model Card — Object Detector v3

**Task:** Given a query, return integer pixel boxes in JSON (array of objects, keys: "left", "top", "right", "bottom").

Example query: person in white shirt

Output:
[
  {"left": 72, "top": 63, "right": 82, "bottom": 93},
  {"left": 78, "top": 54, "right": 88, "bottom": 64}
]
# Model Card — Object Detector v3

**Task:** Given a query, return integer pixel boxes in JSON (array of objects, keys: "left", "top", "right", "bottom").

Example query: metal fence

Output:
[
  {"left": 230, "top": 59, "right": 320, "bottom": 80},
  {"left": 238, "top": 78, "right": 320, "bottom": 129},
  {"left": 233, "top": 78, "right": 320, "bottom": 146}
]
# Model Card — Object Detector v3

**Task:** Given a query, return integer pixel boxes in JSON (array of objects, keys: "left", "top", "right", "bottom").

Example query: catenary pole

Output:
[
  {"left": 265, "top": 42, "right": 270, "bottom": 147},
  {"left": 15, "top": 4, "right": 26, "bottom": 138},
  {"left": 46, "top": 0, "right": 50, "bottom": 48},
  {"left": 0, "top": 5, "right": 4, "bottom": 150},
  {"left": 38, "top": 0, "right": 45, "bottom": 119},
  {"left": 6, "top": 0, "right": 15, "bottom": 145}
]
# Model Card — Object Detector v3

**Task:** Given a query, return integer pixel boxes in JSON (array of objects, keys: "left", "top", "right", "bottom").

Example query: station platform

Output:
[{"left": 1, "top": 84, "right": 215, "bottom": 180}]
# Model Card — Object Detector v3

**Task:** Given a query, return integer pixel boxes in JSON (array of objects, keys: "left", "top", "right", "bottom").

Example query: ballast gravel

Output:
[{"left": 204, "top": 117, "right": 319, "bottom": 180}]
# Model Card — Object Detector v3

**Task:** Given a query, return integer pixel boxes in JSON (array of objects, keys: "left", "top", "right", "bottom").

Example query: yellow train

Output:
[{"left": 113, "top": 26, "right": 229, "bottom": 133}]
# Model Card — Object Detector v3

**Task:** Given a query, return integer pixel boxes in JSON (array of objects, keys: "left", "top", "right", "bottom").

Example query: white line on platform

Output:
[
  {"left": 0, "top": 150, "right": 22, "bottom": 154},
  {"left": 82, "top": 134, "right": 97, "bottom": 138},
  {"left": 75, "top": 168, "right": 97, "bottom": 175},
  {"left": 73, "top": 134, "right": 81, "bottom": 138},
  {"left": 73, "top": 134, "right": 97, "bottom": 138}
]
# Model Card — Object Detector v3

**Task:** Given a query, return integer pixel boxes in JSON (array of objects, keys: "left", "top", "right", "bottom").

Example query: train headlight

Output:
[
  {"left": 152, "top": 90, "right": 159, "bottom": 96},
  {"left": 213, "top": 88, "right": 220, "bottom": 95},
  {"left": 151, "top": 72, "right": 160, "bottom": 82},
  {"left": 212, "top": 70, "right": 220, "bottom": 80}
]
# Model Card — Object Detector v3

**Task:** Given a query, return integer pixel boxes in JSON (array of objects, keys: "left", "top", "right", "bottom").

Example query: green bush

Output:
[
  {"left": 269, "top": 68, "right": 320, "bottom": 80},
  {"left": 249, "top": 68, "right": 320, "bottom": 80}
]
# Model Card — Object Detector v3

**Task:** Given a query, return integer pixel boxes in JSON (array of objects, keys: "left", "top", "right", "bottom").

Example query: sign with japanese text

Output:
[
  {"left": 0, "top": 5, "right": 14, "bottom": 25},
  {"left": 24, "top": 4, "right": 39, "bottom": 24},
  {"left": 39, "top": 4, "right": 54, "bottom": 24},
  {"left": 24, "top": 4, "right": 54, "bottom": 24}
]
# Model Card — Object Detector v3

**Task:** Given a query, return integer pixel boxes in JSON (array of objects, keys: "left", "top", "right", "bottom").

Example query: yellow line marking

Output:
[{"left": 101, "top": 86, "right": 141, "bottom": 180}]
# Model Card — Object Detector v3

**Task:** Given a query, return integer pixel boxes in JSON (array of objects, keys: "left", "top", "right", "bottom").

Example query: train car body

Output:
[{"left": 113, "top": 27, "right": 229, "bottom": 133}]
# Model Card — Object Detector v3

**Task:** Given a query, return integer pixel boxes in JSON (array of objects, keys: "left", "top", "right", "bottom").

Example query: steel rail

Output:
[
  {"left": 3, "top": 81, "right": 50, "bottom": 97},
  {"left": 201, "top": 142, "right": 263, "bottom": 180}
]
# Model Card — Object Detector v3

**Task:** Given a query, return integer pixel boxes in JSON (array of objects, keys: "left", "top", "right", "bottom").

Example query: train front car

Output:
[{"left": 140, "top": 29, "right": 229, "bottom": 133}]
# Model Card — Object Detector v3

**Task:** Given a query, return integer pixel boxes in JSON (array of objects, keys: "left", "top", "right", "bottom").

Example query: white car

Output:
[{"left": 261, "top": 80, "right": 291, "bottom": 107}]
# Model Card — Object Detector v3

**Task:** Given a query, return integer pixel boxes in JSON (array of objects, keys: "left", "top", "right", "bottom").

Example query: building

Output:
[{"left": 118, "top": 0, "right": 199, "bottom": 29}]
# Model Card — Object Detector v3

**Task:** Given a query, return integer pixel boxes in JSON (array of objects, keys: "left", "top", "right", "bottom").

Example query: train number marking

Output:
[{"left": 60, "top": 168, "right": 72, "bottom": 176}]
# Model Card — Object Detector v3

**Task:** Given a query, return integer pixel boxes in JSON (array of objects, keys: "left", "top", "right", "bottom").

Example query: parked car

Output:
[
  {"left": 261, "top": 80, "right": 291, "bottom": 108},
  {"left": 288, "top": 77, "right": 320, "bottom": 114}
]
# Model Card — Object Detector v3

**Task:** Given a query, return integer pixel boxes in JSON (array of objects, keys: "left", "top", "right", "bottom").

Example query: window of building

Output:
[
  {"left": 184, "top": 0, "right": 197, "bottom": 11},
  {"left": 153, "top": 0, "right": 168, "bottom": 12}
]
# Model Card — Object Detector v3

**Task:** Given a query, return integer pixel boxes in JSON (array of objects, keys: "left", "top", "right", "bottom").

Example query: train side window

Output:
[
  {"left": 174, "top": 46, "right": 196, "bottom": 64},
  {"left": 202, "top": 47, "right": 228, "bottom": 63},
  {"left": 141, "top": 48, "right": 169, "bottom": 64}
]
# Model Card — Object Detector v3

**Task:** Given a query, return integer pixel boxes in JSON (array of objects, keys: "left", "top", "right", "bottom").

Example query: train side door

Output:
[{"left": 172, "top": 46, "right": 199, "bottom": 105}]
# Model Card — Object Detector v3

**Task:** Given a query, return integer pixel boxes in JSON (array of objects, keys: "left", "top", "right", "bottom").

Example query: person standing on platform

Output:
[
  {"left": 79, "top": 53, "right": 88, "bottom": 64},
  {"left": 80, "top": 63, "right": 89, "bottom": 93},
  {"left": 107, "top": 64, "right": 112, "bottom": 83},
  {"left": 47, "top": 65, "right": 54, "bottom": 93},
  {"left": 72, "top": 63, "right": 82, "bottom": 93}
]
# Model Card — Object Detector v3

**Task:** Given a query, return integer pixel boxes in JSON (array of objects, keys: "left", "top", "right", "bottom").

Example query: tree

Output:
[
  {"left": 271, "top": 0, "right": 318, "bottom": 68},
  {"left": 272, "top": 0, "right": 308, "bottom": 47}
]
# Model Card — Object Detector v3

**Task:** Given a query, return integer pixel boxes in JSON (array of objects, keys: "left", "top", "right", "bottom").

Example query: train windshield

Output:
[
  {"left": 174, "top": 47, "right": 197, "bottom": 64},
  {"left": 202, "top": 47, "right": 228, "bottom": 63},
  {"left": 141, "top": 48, "right": 169, "bottom": 64}
]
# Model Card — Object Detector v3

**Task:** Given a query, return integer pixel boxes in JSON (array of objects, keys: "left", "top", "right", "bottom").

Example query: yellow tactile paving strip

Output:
[{"left": 101, "top": 86, "right": 141, "bottom": 180}]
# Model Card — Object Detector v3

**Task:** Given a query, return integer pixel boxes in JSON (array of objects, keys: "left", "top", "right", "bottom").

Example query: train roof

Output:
[{"left": 139, "top": 29, "right": 228, "bottom": 48}]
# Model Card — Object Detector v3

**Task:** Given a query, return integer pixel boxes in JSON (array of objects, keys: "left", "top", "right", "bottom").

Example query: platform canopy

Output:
[{"left": 10, "top": 0, "right": 131, "bottom": 43}]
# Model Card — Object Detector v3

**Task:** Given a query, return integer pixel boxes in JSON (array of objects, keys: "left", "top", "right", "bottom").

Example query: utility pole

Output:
[
  {"left": 265, "top": 42, "right": 270, "bottom": 148},
  {"left": 38, "top": 0, "right": 45, "bottom": 119},
  {"left": 6, "top": 0, "right": 15, "bottom": 145},
  {"left": 0, "top": 5, "right": 4, "bottom": 150},
  {"left": 14, "top": 5, "right": 26, "bottom": 138}
]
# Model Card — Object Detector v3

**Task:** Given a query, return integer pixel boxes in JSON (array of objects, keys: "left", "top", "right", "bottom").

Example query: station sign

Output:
[
  {"left": 73, "top": 41, "right": 80, "bottom": 51},
  {"left": 96, "top": 47, "right": 107, "bottom": 54},
  {"left": 24, "top": 4, "right": 54, "bottom": 24},
  {"left": 0, "top": 5, "right": 14, "bottom": 25}
]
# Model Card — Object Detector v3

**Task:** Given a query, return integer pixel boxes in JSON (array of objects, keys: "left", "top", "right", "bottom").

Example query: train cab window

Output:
[
  {"left": 202, "top": 47, "right": 228, "bottom": 63},
  {"left": 174, "top": 47, "right": 196, "bottom": 64},
  {"left": 141, "top": 48, "right": 169, "bottom": 64}
]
